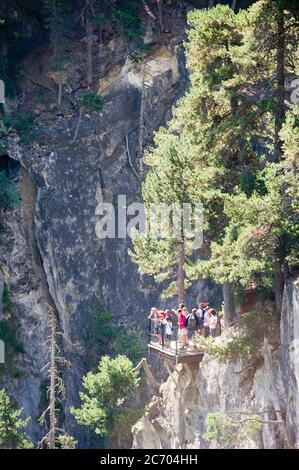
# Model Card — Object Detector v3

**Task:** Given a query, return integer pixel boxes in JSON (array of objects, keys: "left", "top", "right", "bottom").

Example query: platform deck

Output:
[{"left": 148, "top": 342, "right": 204, "bottom": 366}]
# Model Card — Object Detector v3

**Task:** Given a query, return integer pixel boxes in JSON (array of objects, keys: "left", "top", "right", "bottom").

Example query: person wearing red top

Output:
[
  {"left": 178, "top": 308, "right": 187, "bottom": 349},
  {"left": 159, "top": 310, "right": 167, "bottom": 320}
]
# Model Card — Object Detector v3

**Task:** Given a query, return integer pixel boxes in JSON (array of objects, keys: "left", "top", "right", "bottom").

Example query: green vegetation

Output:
[
  {"left": 112, "top": 329, "right": 146, "bottom": 365},
  {"left": 195, "top": 334, "right": 258, "bottom": 363},
  {"left": 57, "top": 433, "right": 77, "bottom": 449},
  {"left": 80, "top": 304, "right": 146, "bottom": 445},
  {"left": 195, "top": 307, "right": 277, "bottom": 363},
  {"left": 111, "top": 0, "right": 142, "bottom": 39},
  {"left": 0, "top": 1, "right": 44, "bottom": 96},
  {"left": 130, "top": 1, "right": 299, "bottom": 323},
  {"left": 2, "top": 112, "right": 38, "bottom": 143},
  {"left": 0, "top": 317, "right": 24, "bottom": 377},
  {"left": 0, "top": 171, "right": 19, "bottom": 209},
  {"left": 87, "top": 302, "right": 146, "bottom": 366},
  {"left": 71, "top": 355, "right": 139, "bottom": 439},
  {"left": 129, "top": 130, "right": 199, "bottom": 302},
  {"left": 203, "top": 412, "right": 262, "bottom": 448},
  {"left": 78, "top": 92, "right": 103, "bottom": 112},
  {"left": 0, "top": 388, "right": 32, "bottom": 449},
  {"left": 0, "top": 284, "right": 24, "bottom": 375}
]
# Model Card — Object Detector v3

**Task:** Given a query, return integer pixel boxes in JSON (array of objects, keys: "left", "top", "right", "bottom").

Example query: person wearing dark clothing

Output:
[
  {"left": 196, "top": 304, "right": 205, "bottom": 335},
  {"left": 186, "top": 308, "right": 200, "bottom": 342}
]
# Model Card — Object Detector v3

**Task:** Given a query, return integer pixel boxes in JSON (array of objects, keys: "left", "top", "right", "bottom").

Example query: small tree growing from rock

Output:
[{"left": 0, "top": 388, "right": 32, "bottom": 449}]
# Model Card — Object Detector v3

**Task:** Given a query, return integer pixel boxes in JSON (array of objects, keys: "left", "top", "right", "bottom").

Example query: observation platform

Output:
[{"left": 148, "top": 341, "right": 204, "bottom": 366}]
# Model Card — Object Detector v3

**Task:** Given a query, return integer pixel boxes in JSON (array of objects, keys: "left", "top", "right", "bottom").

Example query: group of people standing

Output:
[{"left": 148, "top": 302, "right": 224, "bottom": 350}]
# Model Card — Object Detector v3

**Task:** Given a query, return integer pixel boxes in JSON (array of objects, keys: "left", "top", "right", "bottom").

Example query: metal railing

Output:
[{"left": 148, "top": 318, "right": 180, "bottom": 355}]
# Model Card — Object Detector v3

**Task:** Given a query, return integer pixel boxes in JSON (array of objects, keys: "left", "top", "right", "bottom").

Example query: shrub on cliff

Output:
[
  {"left": 203, "top": 412, "right": 262, "bottom": 448},
  {"left": 71, "top": 355, "right": 139, "bottom": 438},
  {"left": 0, "top": 388, "right": 32, "bottom": 449},
  {"left": 0, "top": 170, "right": 19, "bottom": 210},
  {"left": 195, "top": 334, "right": 258, "bottom": 363}
]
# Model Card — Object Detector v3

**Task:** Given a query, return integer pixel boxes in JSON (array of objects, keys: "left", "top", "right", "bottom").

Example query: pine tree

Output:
[
  {"left": 71, "top": 355, "right": 139, "bottom": 439},
  {"left": 129, "top": 131, "right": 200, "bottom": 303},
  {"left": 131, "top": 4, "right": 261, "bottom": 308},
  {"left": 0, "top": 388, "right": 32, "bottom": 449},
  {"left": 188, "top": 1, "right": 299, "bottom": 318},
  {"left": 129, "top": 1, "right": 299, "bottom": 322}
]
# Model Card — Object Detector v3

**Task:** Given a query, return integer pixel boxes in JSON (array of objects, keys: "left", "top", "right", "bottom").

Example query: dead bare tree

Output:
[{"left": 38, "top": 308, "right": 74, "bottom": 449}]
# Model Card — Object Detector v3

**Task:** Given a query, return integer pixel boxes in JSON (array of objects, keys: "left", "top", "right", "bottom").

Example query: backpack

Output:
[{"left": 188, "top": 314, "right": 197, "bottom": 329}]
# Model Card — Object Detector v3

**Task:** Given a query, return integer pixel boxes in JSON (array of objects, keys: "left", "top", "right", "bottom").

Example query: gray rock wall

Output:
[
  {"left": 0, "top": 0, "right": 255, "bottom": 447},
  {"left": 132, "top": 278, "right": 299, "bottom": 449}
]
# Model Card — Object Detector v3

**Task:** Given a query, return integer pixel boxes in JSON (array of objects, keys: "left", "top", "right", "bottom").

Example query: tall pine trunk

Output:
[
  {"left": 177, "top": 239, "right": 186, "bottom": 305},
  {"left": 223, "top": 282, "right": 236, "bottom": 327}
]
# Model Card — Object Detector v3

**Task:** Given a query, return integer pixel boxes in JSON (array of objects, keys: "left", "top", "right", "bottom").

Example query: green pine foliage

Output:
[
  {"left": 195, "top": 306, "right": 277, "bottom": 363},
  {"left": 130, "top": 1, "right": 299, "bottom": 303},
  {"left": 0, "top": 317, "right": 25, "bottom": 378},
  {"left": 2, "top": 112, "right": 38, "bottom": 144},
  {"left": 0, "top": 285, "right": 24, "bottom": 378},
  {"left": 78, "top": 92, "right": 103, "bottom": 112},
  {"left": 195, "top": 334, "right": 258, "bottom": 363},
  {"left": 111, "top": 0, "right": 142, "bottom": 39},
  {"left": 129, "top": 132, "right": 198, "bottom": 299},
  {"left": 57, "top": 433, "right": 77, "bottom": 449},
  {"left": 43, "top": 0, "right": 73, "bottom": 72},
  {"left": 71, "top": 355, "right": 139, "bottom": 438},
  {"left": 0, "top": 171, "right": 19, "bottom": 209},
  {"left": 87, "top": 303, "right": 146, "bottom": 365},
  {"left": 0, "top": 388, "right": 32, "bottom": 449}
]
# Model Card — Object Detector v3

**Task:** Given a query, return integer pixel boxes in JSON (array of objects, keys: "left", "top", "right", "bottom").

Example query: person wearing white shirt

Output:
[
  {"left": 204, "top": 308, "right": 212, "bottom": 337},
  {"left": 208, "top": 309, "right": 218, "bottom": 338}
]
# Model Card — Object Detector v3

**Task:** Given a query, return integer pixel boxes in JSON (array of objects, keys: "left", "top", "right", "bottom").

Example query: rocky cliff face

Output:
[
  {"left": 0, "top": 0, "right": 256, "bottom": 447},
  {"left": 0, "top": 0, "right": 201, "bottom": 447},
  {"left": 132, "top": 277, "right": 299, "bottom": 449}
]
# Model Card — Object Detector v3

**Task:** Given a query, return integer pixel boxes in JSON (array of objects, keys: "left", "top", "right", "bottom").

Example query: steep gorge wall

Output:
[
  {"left": 0, "top": 1, "right": 194, "bottom": 446},
  {"left": 132, "top": 278, "right": 299, "bottom": 449},
  {"left": 0, "top": 0, "right": 255, "bottom": 446}
]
